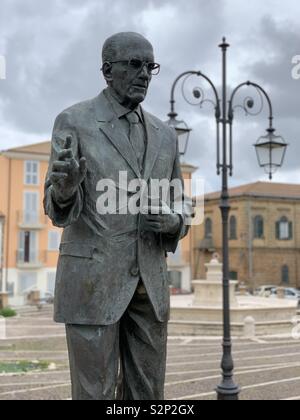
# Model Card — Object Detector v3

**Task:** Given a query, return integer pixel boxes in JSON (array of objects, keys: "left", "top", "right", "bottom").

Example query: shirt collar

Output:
[{"left": 105, "top": 87, "right": 144, "bottom": 123}]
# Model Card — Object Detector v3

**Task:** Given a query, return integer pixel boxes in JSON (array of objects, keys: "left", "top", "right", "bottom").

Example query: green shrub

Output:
[
  {"left": 0, "top": 308, "right": 17, "bottom": 318},
  {"left": 0, "top": 361, "right": 50, "bottom": 373}
]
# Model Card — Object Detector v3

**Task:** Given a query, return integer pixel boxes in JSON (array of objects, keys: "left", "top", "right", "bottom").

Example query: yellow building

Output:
[
  {"left": 193, "top": 182, "right": 300, "bottom": 291},
  {"left": 0, "top": 141, "right": 196, "bottom": 305},
  {"left": 0, "top": 142, "right": 61, "bottom": 306}
]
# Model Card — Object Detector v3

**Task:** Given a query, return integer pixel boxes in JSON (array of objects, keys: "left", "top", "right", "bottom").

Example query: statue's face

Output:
[{"left": 108, "top": 39, "right": 154, "bottom": 109}]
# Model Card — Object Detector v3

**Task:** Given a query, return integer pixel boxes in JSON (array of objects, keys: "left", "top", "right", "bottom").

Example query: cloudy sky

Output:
[{"left": 0, "top": 0, "right": 299, "bottom": 192}]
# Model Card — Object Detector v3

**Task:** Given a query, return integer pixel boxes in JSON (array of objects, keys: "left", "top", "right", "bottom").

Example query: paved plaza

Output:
[{"left": 1, "top": 305, "right": 300, "bottom": 400}]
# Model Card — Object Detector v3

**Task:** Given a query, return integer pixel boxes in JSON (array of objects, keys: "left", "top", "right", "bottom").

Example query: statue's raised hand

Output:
[{"left": 50, "top": 135, "right": 87, "bottom": 202}]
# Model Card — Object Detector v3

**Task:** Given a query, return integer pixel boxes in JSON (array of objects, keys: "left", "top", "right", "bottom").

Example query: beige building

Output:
[
  {"left": 167, "top": 162, "right": 197, "bottom": 292},
  {"left": 193, "top": 182, "right": 300, "bottom": 291}
]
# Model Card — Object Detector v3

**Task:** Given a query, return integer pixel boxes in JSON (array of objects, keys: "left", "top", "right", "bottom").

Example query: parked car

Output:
[
  {"left": 254, "top": 285, "right": 277, "bottom": 297},
  {"left": 270, "top": 287, "right": 300, "bottom": 304},
  {"left": 283, "top": 288, "right": 300, "bottom": 300}
]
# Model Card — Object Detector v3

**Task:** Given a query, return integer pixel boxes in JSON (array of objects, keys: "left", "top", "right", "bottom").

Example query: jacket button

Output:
[{"left": 130, "top": 266, "right": 140, "bottom": 277}]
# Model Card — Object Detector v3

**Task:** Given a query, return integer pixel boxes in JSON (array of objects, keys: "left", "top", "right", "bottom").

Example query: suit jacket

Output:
[{"left": 44, "top": 90, "right": 192, "bottom": 325}]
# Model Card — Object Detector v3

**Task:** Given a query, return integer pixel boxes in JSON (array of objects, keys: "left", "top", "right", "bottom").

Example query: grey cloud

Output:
[
  {"left": 0, "top": 0, "right": 299, "bottom": 193},
  {"left": 0, "top": 0, "right": 226, "bottom": 137},
  {"left": 229, "top": 16, "right": 300, "bottom": 189}
]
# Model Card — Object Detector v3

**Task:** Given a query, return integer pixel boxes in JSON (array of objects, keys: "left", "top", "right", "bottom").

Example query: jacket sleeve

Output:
[
  {"left": 43, "top": 111, "right": 84, "bottom": 228},
  {"left": 161, "top": 132, "right": 193, "bottom": 253}
]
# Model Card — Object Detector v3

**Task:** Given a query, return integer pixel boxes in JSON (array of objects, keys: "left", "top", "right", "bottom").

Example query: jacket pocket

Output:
[{"left": 59, "top": 242, "right": 98, "bottom": 259}]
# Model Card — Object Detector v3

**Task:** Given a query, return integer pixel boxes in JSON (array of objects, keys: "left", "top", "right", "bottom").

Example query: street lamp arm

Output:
[
  {"left": 169, "top": 71, "right": 202, "bottom": 117},
  {"left": 227, "top": 81, "right": 275, "bottom": 176},
  {"left": 247, "top": 82, "right": 274, "bottom": 131},
  {"left": 196, "top": 72, "right": 221, "bottom": 115},
  {"left": 228, "top": 81, "right": 274, "bottom": 130},
  {"left": 168, "top": 70, "right": 222, "bottom": 173}
]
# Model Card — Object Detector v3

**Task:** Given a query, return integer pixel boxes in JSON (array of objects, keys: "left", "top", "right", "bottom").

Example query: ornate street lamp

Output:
[
  {"left": 166, "top": 113, "right": 191, "bottom": 156},
  {"left": 255, "top": 129, "right": 288, "bottom": 180},
  {"left": 168, "top": 38, "right": 287, "bottom": 401}
]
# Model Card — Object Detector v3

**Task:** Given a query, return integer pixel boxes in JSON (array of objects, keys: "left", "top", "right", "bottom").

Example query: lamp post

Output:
[{"left": 166, "top": 38, "right": 287, "bottom": 400}]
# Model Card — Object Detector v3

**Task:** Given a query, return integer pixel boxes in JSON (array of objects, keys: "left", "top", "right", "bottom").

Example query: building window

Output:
[
  {"left": 47, "top": 272, "right": 56, "bottom": 294},
  {"left": 24, "top": 161, "right": 39, "bottom": 185},
  {"left": 253, "top": 215, "right": 264, "bottom": 239},
  {"left": 24, "top": 191, "right": 39, "bottom": 224},
  {"left": 276, "top": 217, "right": 293, "bottom": 240},
  {"left": 167, "top": 271, "right": 182, "bottom": 289},
  {"left": 281, "top": 265, "right": 289, "bottom": 285},
  {"left": 229, "top": 271, "right": 238, "bottom": 280},
  {"left": 48, "top": 231, "right": 61, "bottom": 251},
  {"left": 205, "top": 218, "right": 213, "bottom": 239},
  {"left": 229, "top": 216, "right": 237, "bottom": 240},
  {"left": 18, "top": 231, "right": 37, "bottom": 263},
  {"left": 7, "top": 282, "right": 14, "bottom": 296},
  {"left": 18, "top": 272, "right": 37, "bottom": 294}
]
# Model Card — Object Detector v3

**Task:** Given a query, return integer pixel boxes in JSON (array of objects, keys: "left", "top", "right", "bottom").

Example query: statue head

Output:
[{"left": 101, "top": 32, "right": 159, "bottom": 109}]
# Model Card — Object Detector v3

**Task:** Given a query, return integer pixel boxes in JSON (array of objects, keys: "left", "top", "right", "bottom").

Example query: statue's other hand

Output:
[
  {"left": 50, "top": 135, "right": 87, "bottom": 201},
  {"left": 141, "top": 213, "right": 181, "bottom": 235}
]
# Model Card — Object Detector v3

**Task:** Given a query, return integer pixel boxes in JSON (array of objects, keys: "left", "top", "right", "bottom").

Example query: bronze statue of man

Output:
[{"left": 44, "top": 32, "right": 191, "bottom": 400}]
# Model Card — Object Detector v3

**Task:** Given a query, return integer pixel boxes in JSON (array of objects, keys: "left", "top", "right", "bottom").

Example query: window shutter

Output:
[
  {"left": 254, "top": 216, "right": 264, "bottom": 239},
  {"left": 24, "top": 160, "right": 39, "bottom": 185},
  {"left": 258, "top": 218, "right": 264, "bottom": 238},
  {"left": 48, "top": 231, "right": 61, "bottom": 251},
  {"left": 230, "top": 216, "right": 237, "bottom": 240},
  {"left": 289, "top": 222, "right": 293, "bottom": 240},
  {"left": 205, "top": 218, "right": 212, "bottom": 239},
  {"left": 276, "top": 221, "right": 280, "bottom": 240}
]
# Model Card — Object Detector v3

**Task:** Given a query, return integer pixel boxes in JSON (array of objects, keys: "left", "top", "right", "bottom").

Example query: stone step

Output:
[
  {"left": 171, "top": 303, "right": 297, "bottom": 324},
  {"left": 168, "top": 319, "right": 294, "bottom": 337},
  {"left": 13, "top": 305, "right": 53, "bottom": 316}
]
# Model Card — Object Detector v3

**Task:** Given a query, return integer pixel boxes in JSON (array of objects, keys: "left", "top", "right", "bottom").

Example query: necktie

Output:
[{"left": 126, "top": 111, "right": 146, "bottom": 171}]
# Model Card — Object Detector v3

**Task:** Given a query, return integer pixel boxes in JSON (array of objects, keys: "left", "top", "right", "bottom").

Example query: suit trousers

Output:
[{"left": 65, "top": 281, "right": 168, "bottom": 400}]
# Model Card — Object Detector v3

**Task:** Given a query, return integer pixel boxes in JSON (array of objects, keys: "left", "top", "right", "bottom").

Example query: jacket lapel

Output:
[
  {"left": 95, "top": 92, "right": 142, "bottom": 179},
  {"left": 142, "top": 110, "right": 162, "bottom": 183}
]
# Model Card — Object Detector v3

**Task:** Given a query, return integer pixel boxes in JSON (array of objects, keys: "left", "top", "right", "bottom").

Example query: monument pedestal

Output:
[
  {"left": 170, "top": 254, "right": 298, "bottom": 337},
  {"left": 192, "top": 279, "right": 238, "bottom": 307},
  {"left": 192, "top": 255, "right": 238, "bottom": 308}
]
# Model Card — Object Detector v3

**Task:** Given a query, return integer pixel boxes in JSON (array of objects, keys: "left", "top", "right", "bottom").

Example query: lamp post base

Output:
[{"left": 216, "top": 383, "right": 240, "bottom": 401}]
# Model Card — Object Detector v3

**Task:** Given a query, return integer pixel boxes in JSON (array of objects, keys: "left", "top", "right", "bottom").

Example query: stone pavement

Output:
[{"left": 1, "top": 305, "right": 300, "bottom": 400}]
